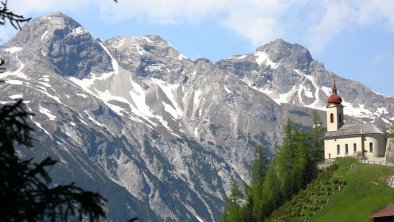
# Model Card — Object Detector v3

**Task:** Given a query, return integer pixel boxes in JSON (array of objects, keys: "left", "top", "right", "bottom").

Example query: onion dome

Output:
[{"left": 327, "top": 81, "right": 342, "bottom": 105}]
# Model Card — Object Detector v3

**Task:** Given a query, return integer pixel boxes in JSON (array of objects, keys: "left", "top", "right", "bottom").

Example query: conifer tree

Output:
[
  {"left": 309, "top": 110, "right": 324, "bottom": 162},
  {"left": 221, "top": 179, "right": 243, "bottom": 222},
  {"left": 259, "top": 165, "right": 280, "bottom": 218},
  {"left": 250, "top": 145, "right": 268, "bottom": 220},
  {"left": 276, "top": 119, "right": 297, "bottom": 199},
  {"left": 386, "top": 121, "right": 394, "bottom": 139}
]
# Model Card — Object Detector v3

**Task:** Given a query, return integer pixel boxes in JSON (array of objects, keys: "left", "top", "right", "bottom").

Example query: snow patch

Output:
[
  {"left": 84, "top": 111, "right": 104, "bottom": 127},
  {"left": 39, "top": 105, "right": 56, "bottom": 121},
  {"left": 224, "top": 86, "right": 231, "bottom": 94},
  {"left": 70, "top": 27, "right": 87, "bottom": 36},
  {"left": 151, "top": 78, "right": 183, "bottom": 118},
  {"left": 36, "top": 81, "right": 51, "bottom": 88},
  {"left": 33, "top": 121, "right": 50, "bottom": 136},
  {"left": 193, "top": 89, "right": 202, "bottom": 109},
  {"left": 194, "top": 128, "right": 199, "bottom": 137},
  {"left": 342, "top": 102, "right": 375, "bottom": 120},
  {"left": 41, "top": 30, "right": 49, "bottom": 42},
  {"left": 9, "top": 94, "right": 23, "bottom": 99},
  {"left": 178, "top": 54, "right": 188, "bottom": 61},
  {"left": 4, "top": 47, "right": 22, "bottom": 54},
  {"left": 100, "top": 43, "right": 119, "bottom": 74},
  {"left": 135, "top": 44, "right": 146, "bottom": 55},
  {"left": 236, "top": 55, "right": 247, "bottom": 60},
  {"left": 5, "top": 79, "right": 23, "bottom": 85},
  {"left": 146, "top": 64, "right": 164, "bottom": 72},
  {"left": 76, "top": 93, "right": 88, "bottom": 98},
  {"left": 254, "top": 51, "right": 279, "bottom": 69},
  {"left": 322, "top": 86, "right": 332, "bottom": 96},
  {"left": 141, "top": 36, "right": 153, "bottom": 43},
  {"left": 163, "top": 102, "right": 179, "bottom": 119}
]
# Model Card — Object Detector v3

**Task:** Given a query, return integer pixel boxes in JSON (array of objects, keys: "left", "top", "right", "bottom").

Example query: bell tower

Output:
[{"left": 326, "top": 81, "right": 344, "bottom": 132}]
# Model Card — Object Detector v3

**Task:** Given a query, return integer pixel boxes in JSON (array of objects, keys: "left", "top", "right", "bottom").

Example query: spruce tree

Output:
[
  {"left": 309, "top": 110, "right": 324, "bottom": 162},
  {"left": 221, "top": 179, "right": 243, "bottom": 222},
  {"left": 250, "top": 145, "right": 268, "bottom": 220}
]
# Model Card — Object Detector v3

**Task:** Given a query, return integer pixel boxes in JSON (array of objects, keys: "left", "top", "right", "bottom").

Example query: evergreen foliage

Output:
[
  {"left": 309, "top": 111, "right": 324, "bottom": 162},
  {"left": 221, "top": 117, "right": 322, "bottom": 221},
  {"left": 250, "top": 145, "right": 268, "bottom": 219},
  {"left": 221, "top": 179, "right": 243, "bottom": 222},
  {"left": 386, "top": 121, "right": 394, "bottom": 139},
  {"left": 266, "top": 163, "right": 343, "bottom": 222}
]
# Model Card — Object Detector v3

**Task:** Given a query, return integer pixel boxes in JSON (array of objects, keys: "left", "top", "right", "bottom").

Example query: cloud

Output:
[
  {"left": 7, "top": 0, "right": 92, "bottom": 14},
  {"left": 4, "top": 0, "right": 394, "bottom": 55}
]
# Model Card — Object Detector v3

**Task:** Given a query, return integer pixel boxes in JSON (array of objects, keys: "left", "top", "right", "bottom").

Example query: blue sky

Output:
[{"left": 1, "top": 0, "right": 394, "bottom": 96}]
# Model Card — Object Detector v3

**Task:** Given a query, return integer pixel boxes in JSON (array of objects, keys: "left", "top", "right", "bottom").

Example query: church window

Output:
[
  {"left": 369, "top": 142, "right": 373, "bottom": 152},
  {"left": 345, "top": 144, "right": 348, "bottom": 154},
  {"left": 339, "top": 114, "right": 342, "bottom": 123},
  {"left": 337, "top": 145, "right": 340, "bottom": 155},
  {"left": 330, "top": 113, "right": 334, "bottom": 123},
  {"left": 353, "top": 143, "right": 357, "bottom": 152}
]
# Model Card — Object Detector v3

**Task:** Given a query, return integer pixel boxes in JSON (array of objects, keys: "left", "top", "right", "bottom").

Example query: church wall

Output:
[
  {"left": 324, "top": 134, "right": 386, "bottom": 159},
  {"left": 324, "top": 136, "right": 363, "bottom": 159},
  {"left": 364, "top": 134, "right": 386, "bottom": 157}
]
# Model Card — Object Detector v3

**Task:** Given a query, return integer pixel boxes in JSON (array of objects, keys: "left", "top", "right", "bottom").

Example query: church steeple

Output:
[
  {"left": 326, "top": 80, "right": 344, "bottom": 132},
  {"left": 332, "top": 79, "right": 337, "bottom": 94},
  {"left": 327, "top": 79, "right": 342, "bottom": 105}
]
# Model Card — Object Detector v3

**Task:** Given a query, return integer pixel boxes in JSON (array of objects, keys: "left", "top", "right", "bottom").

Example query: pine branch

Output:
[{"left": 0, "top": 1, "right": 31, "bottom": 30}]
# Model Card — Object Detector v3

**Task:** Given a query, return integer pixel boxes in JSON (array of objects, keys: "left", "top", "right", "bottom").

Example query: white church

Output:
[{"left": 324, "top": 82, "right": 387, "bottom": 159}]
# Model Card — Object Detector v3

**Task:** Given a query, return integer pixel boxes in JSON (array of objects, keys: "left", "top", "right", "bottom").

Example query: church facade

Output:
[{"left": 324, "top": 83, "right": 386, "bottom": 159}]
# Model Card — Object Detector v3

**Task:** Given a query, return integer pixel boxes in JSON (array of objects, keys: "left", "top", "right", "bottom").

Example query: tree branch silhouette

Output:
[{"left": 0, "top": 0, "right": 31, "bottom": 29}]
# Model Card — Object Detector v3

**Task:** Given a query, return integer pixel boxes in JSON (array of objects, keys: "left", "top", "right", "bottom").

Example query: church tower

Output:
[{"left": 326, "top": 81, "right": 344, "bottom": 132}]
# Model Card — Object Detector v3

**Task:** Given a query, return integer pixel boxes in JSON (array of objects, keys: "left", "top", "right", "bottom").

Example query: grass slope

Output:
[
  {"left": 310, "top": 158, "right": 394, "bottom": 222},
  {"left": 268, "top": 158, "right": 394, "bottom": 222}
]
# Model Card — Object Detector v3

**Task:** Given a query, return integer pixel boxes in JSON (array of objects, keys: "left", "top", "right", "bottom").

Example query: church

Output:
[{"left": 324, "top": 82, "right": 387, "bottom": 159}]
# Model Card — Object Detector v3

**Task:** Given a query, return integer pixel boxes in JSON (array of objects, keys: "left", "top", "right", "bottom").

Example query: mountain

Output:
[{"left": 0, "top": 12, "right": 393, "bottom": 221}]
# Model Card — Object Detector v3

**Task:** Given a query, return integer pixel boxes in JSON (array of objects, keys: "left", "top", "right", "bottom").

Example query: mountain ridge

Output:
[{"left": 0, "top": 12, "right": 393, "bottom": 221}]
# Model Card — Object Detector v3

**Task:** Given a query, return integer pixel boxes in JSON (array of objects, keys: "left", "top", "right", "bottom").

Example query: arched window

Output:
[
  {"left": 330, "top": 113, "right": 334, "bottom": 123},
  {"left": 353, "top": 143, "right": 357, "bottom": 152},
  {"left": 337, "top": 145, "right": 340, "bottom": 155},
  {"left": 369, "top": 142, "right": 373, "bottom": 152}
]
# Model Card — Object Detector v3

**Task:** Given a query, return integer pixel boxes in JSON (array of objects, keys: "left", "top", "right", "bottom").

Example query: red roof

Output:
[
  {"left": 327, "top": 94, "right": 342, "bottom": 105},
  {"left": 370, "top": 204, "right": 394, "bottom": 219},
  {"left": 327, "top": 80, "right": 342, "bottom": 105}
]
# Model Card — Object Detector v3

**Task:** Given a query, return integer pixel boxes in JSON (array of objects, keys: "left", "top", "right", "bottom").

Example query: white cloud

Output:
[
  {"left": 4, "top": 0, "right": 394, "bottom": 55},
  {"left": 304, "top": 0, "right": 394, "bottom": 53},
  {"left": 7, "top": 0, "right": 92, "bottom": 14}
]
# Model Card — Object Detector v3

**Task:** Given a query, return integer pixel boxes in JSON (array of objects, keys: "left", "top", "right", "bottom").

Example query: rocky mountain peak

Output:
[
  {"left": 11, "top": 12, "right": 83, "bottom": 44},
  {"left": 104, "top": 35, "right": 190, "bottom": 82},
  {"left": 257, "top": 39, "right": 313, "bottom": 71},
  {"left": 4, "top": 12, "right": 113, "bottom": 79}
]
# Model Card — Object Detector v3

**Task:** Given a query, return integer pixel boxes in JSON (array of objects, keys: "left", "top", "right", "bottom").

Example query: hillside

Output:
[{"left": 267, "top": 158, "right": 394, "bottom": 222}]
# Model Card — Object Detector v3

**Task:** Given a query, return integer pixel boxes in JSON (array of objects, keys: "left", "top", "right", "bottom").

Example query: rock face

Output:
[
  {"left": 0, "top": 12, "right": 393, "bottom": 221},
  {"left": 386, "top": 139, "right": 394, "bottom": 163}
]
